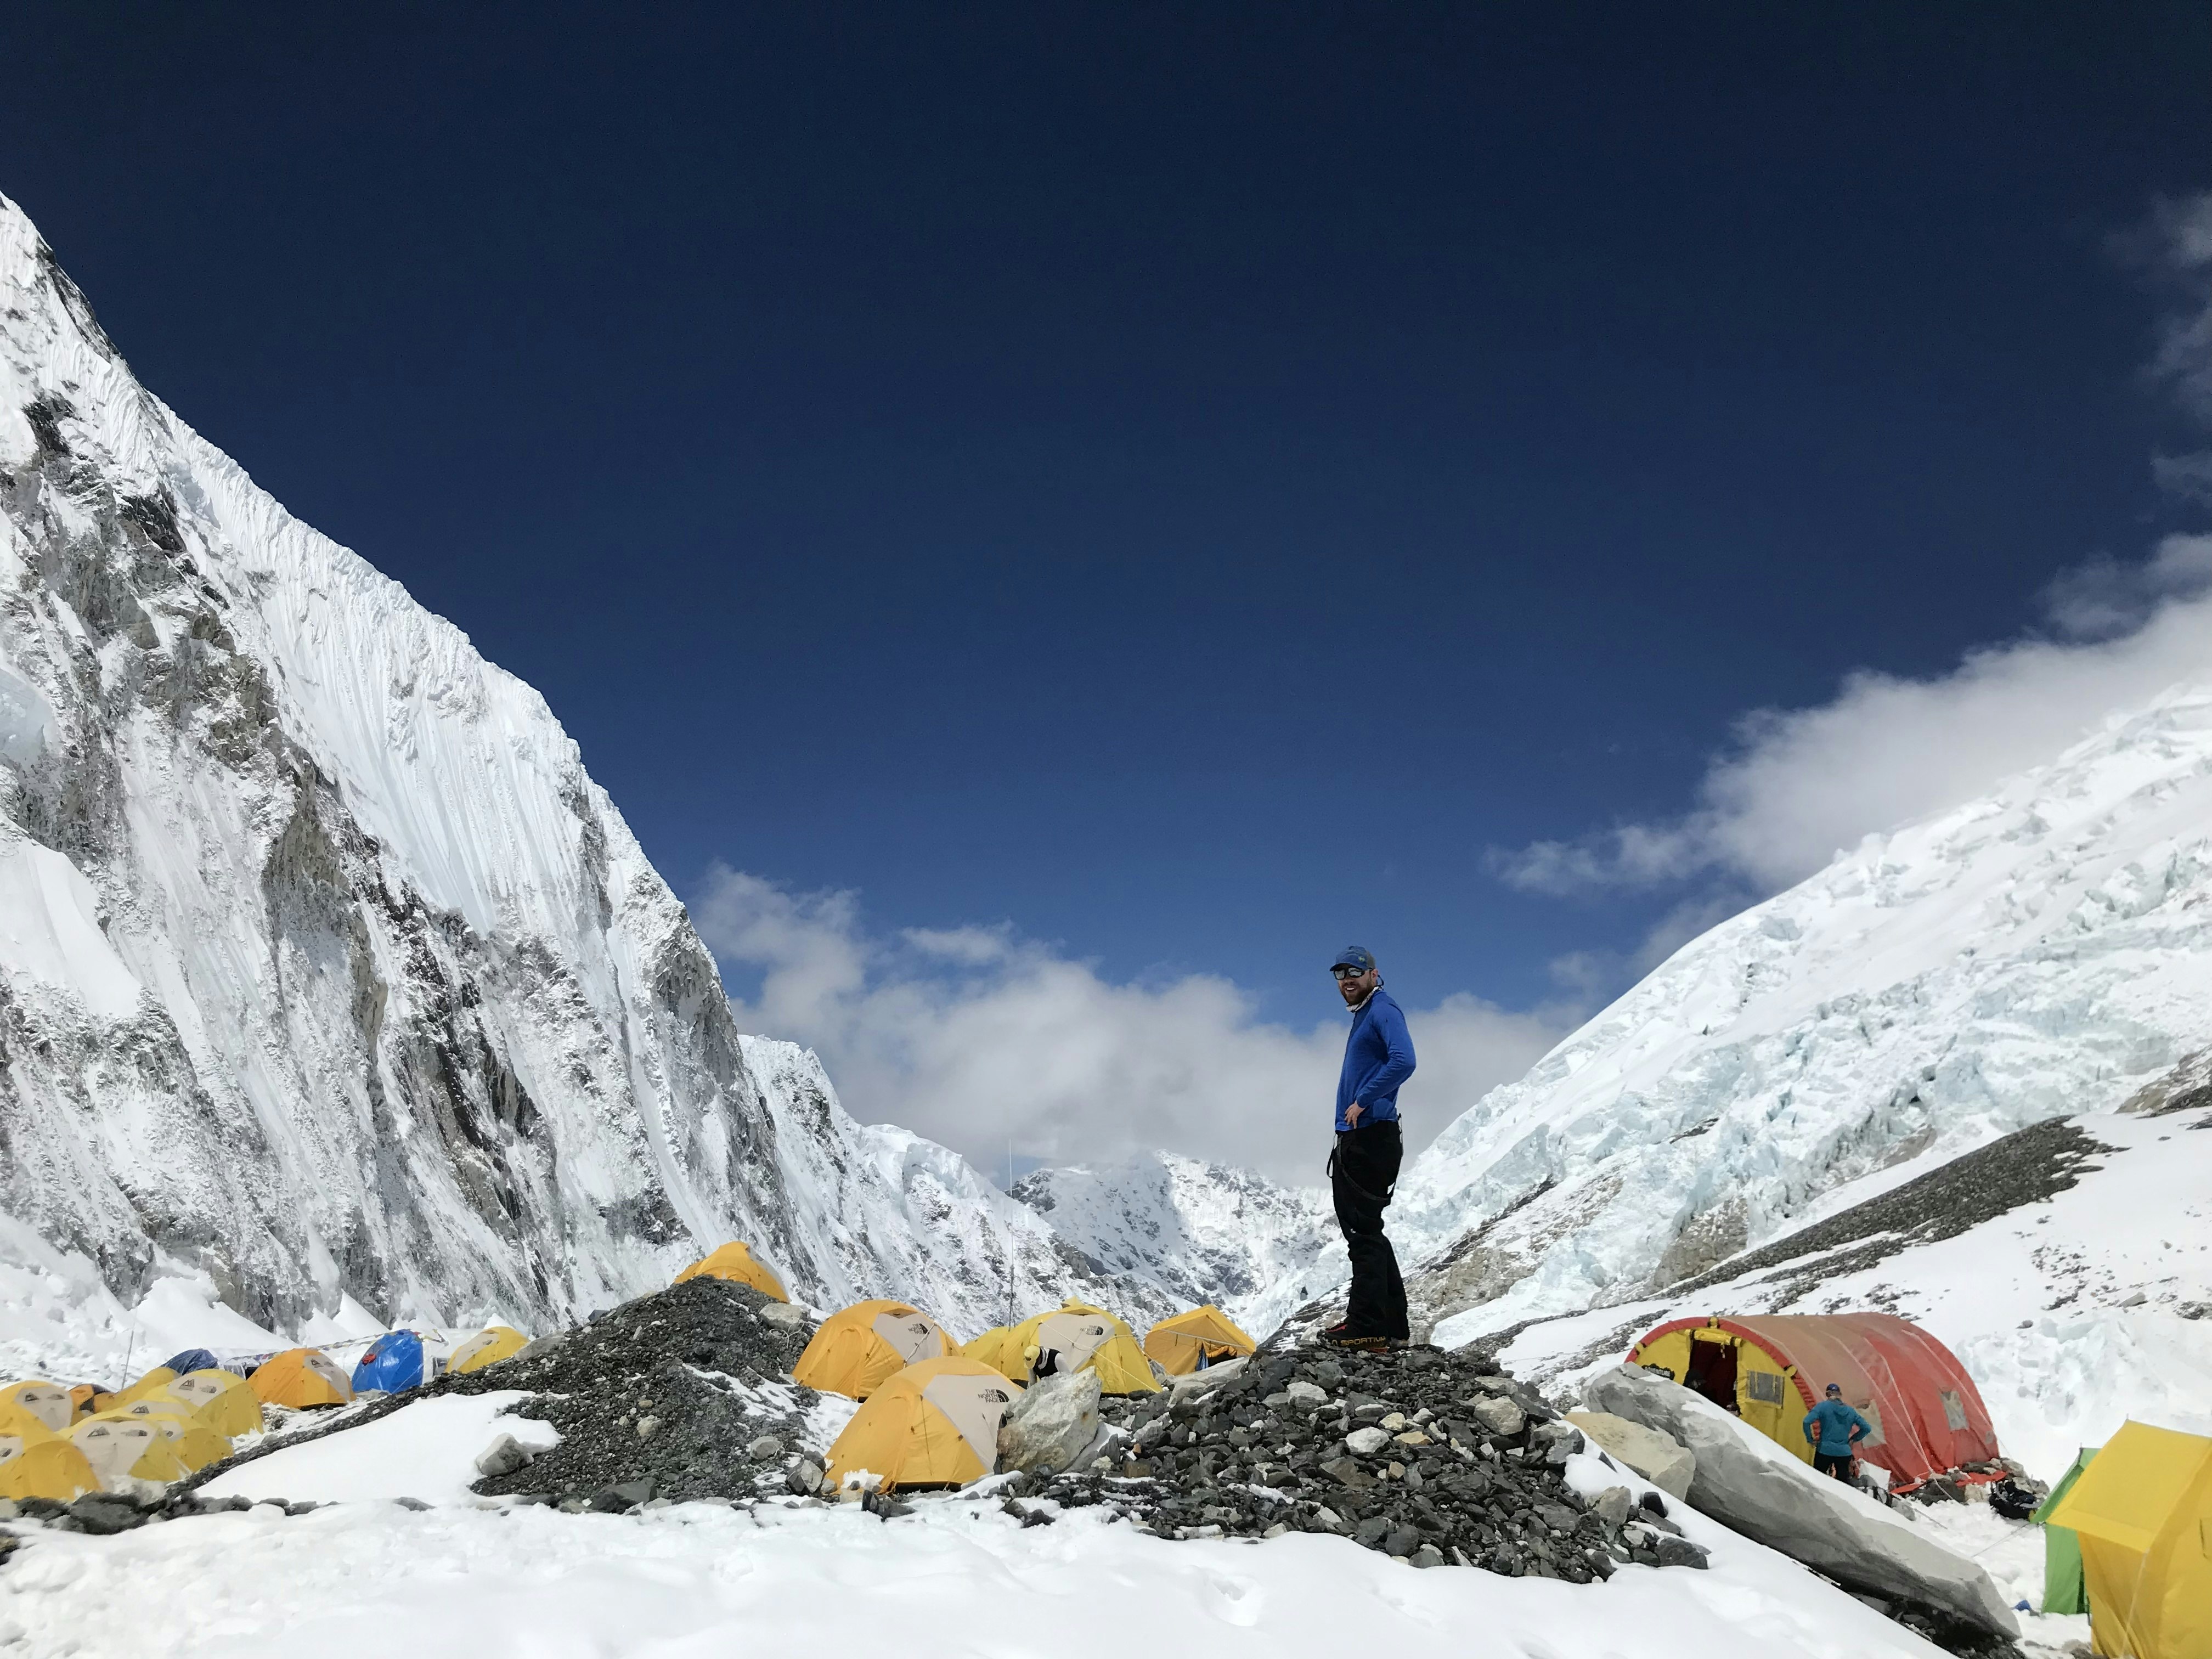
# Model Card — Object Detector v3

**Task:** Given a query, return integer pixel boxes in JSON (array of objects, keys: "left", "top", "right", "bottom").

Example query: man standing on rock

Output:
[{"left": 1324, "top": 946, "right": 1415, "bottom": 1350}]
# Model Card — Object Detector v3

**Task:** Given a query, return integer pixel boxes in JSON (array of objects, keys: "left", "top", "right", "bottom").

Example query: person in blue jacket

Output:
[
  {"left": 1323, "top": 946, "right": 1416, "bottom": 1349},
  {"left": 1803, "top": 1383, "right": 1873, "bottom": 1480}
]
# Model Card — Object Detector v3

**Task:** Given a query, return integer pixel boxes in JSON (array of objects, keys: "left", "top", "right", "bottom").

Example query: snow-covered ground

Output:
[
  {"left": 0, "top": 1407, "right": 1969, "bottom": 1659},
  {"left": 199, "top": 1392, "right": 560, "bottom": 1506}
]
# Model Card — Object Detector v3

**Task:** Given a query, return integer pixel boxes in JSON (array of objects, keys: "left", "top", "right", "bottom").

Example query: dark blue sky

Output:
[{"left": 9, "top": 4, "right": 2209, "bottom": 1020}]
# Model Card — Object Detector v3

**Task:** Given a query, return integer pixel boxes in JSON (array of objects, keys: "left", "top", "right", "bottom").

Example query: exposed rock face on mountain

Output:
[
  {"left": 1013, "top": 1152, "right": 1336, "bottom": 1338},
  {"left": 0, "top": 192, "right": 1169, "bottom": 1346}
]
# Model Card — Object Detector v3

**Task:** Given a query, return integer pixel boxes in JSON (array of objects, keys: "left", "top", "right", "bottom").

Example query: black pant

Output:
[
  {"left": 1814, "top": 1451, "right": 1854, "bottom": 1480},
  {"left": 1331, "top": 1119, "right": 1407, "bottom": 1339}
]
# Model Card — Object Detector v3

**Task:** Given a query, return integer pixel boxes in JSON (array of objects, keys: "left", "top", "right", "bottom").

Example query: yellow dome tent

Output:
[
  {"left": 825, "top": 1357, "right": 1023, "bottom": 1492},
  {"left": 1143, "top": 1306, "right": 1257, "bottom": 1376},
  {"left": 67, "top": 1385, "right": 99, "bottom": 1421},
  {"left": 0, "top": 1415, "right": 97, "bottom": 1502},
  {"left": 164, "top": 1370, "right": 263, "bottom": 1437},
  {"left": 794, "top": 1301, "right": 960, "bottom": 1400},
  {"left": 114, "top": 1365, "right": 178, "bottom": 1406},
  {"left": 2042, "top": 1418, "right": 2212, "bottom": 1659},
  {"left": 673, "top": 1242, "right": 788, "bottom": 1302},
  {"left": 72, "top": 1413, "right": 190, "bottom": 1487},
  {"left": 996, "top": 1300, "right": 1160, "bottom": 1395},
  {"left": 250, "top": 1348, "right": 354, "bottom": 1409},
  {"left": 962, "top": 1325, "right": 1017, "bottom": 1375},
  {"left": 0, "top": 1381, "right": 76, "bottom": 1433},
  {"left": 449, "top": 1327, "right": 530, "bottom": 1374},
  {"left": 115, "top": 1403, "right": 231, "bottom": 1472}
]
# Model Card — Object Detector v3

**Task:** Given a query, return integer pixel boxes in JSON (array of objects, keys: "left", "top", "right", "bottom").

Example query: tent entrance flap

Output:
[{"left": 1685, "top": 1336, "right": 1737, "bottom": 1409}]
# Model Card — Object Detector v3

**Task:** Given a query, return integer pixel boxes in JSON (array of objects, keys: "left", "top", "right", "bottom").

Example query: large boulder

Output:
[
  {"left": 996, "top": 1371, "right": 1102, "bottom": 1476},
  {"left": 1566, "top": 1410, "right": 1695, "bottom": 1500},
  {"left": 1582, "top": 1365, "right": 2017, "bottom": 1640},
  {"left": 1167, "top": 1356, "right": 1247, "bottom": 1405}
]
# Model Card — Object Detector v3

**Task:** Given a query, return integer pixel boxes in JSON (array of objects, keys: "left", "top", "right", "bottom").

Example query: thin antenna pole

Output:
[{"left": 1007, "top": 1138, "right": 1016, "bottom": 1327}]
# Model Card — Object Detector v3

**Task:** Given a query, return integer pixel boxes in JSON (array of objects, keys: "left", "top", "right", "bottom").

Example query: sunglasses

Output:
[{"left": 1331, "top": 965, "right": 1369, "bottom": 980}]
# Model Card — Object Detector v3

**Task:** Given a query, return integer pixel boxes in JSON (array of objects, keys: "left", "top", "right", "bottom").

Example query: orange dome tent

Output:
[
  {"left": 1627, "top": 1311, "right": 1999, "bottom": 1489},
  {"left": 673, "top": 1242, "right": 788, "bottom": 1302},
  {"left": 794, "top": 1301, "right": 960, "bottom": 1400},
  {"left": 250, "top": 1348, "right": 354, "bottom": 1409}
]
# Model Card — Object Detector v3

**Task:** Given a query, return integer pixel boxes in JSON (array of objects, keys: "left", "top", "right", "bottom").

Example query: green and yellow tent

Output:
[
  {"left": 2042, "top": 1420, "right": 2212, "bottom": 1659},
  {"left": 2033, "top": 1445, "right": 2098, "bottom": 1617}
]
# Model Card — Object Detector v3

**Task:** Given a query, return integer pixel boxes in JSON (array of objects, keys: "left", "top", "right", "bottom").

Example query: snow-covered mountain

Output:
[
  {"left": 0, "top": 192, "right": 1175, "bottom": 1356},
  {"left": 1389, "top": 682, "right": 2212, "bottom": 1346},
  {"left": 1012, "top": 1152, "right": 1337, "bottom": 1338}
]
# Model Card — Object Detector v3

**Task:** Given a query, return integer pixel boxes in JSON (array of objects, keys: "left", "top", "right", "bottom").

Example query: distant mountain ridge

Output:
[{"left": 1013, "top": 1150, "right": 1337, "bottom": 1338}]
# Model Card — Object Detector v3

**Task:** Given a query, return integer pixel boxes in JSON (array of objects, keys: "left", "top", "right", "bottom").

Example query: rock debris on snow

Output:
[{"left": 1058, "top": 1342, "right": 1708, "bottom": 1583}]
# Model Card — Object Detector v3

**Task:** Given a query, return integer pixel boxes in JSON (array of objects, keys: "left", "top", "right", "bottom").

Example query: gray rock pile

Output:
[
  {"left": 459, "top": 1278, "right": 820, "bottom": 1509},
  {"left": 1033, "top": 1342, "right": 1710, "bottom": 1581}
]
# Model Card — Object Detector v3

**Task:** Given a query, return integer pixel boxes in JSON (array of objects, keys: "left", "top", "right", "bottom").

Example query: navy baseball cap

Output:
[{"left": 1330, "top": 946, "right": 1376, "bottom": 974}]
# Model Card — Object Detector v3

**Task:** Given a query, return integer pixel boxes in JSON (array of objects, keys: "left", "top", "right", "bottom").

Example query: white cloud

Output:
[
  {"left": 1495, "top": 545, "right": 2212, "bottom": 895},
  {"left": 693, "top": 868, "right": 1564, "bottom": 1186},
  {"left": 2148, "top": 191, "right": 2212, "bottom": 425}
]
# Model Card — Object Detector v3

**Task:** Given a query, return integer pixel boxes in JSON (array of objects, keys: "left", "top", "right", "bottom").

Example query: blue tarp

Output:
[
  {"left": 161, "top": 1348, "right": 220, "bottom": 1376},
  {"left": 352, "top": 1330, "right": 430, "bottom": 1394}
]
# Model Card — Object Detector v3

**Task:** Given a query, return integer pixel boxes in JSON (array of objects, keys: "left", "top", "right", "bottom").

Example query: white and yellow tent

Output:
[
  {"left": 0, "top": 1381, "right": 76, "bottom": 1433},
  {"left": 72, "top": 1413, "right": 190, "bottom": 1487},
  {"left": 1143, "top": 1306, "right": 1256, "bottom": 1376},
  {"left": 114, "top": 1401, "right": 232, "bottom": 1472},
  {"left": 165, "top": 1369, "right": 263, "bottom": 1437},
  {"left": 795, "top": 1301, "right": 960, "bottom": 1400},
  {"left": 825, "top": 1357, "right": 1023, "bottom": 1492},
  {"left": 0, "top": 1409, "right": 98, "bottom": 1502},
  {"left": 449, "top": 1327, "right": 530, "bottom": 1375},
  {"left": 988, "top": 1300, "right": 1159, "bottom": 1395},
  {"left": 250, "top": 1348, "right": 354, "bottom": 1409},
  {"left": 2042, "top": 1418, "right": 2212, "bottom": 1659},
  {"left": 673, "top": 1242, "right": 788, "bottom": 1302},
  {"left": 113, "top": 1365, "right": 178, "bottom": 1407}
]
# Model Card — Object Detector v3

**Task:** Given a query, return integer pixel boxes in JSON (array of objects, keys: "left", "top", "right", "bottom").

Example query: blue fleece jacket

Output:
[
  {"left": 1802, "top": 1398, "right": 1872, "bottom": 1456},
  {"left": 1337, "top": 986, "right": 1415, "bottom": 1131}
]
